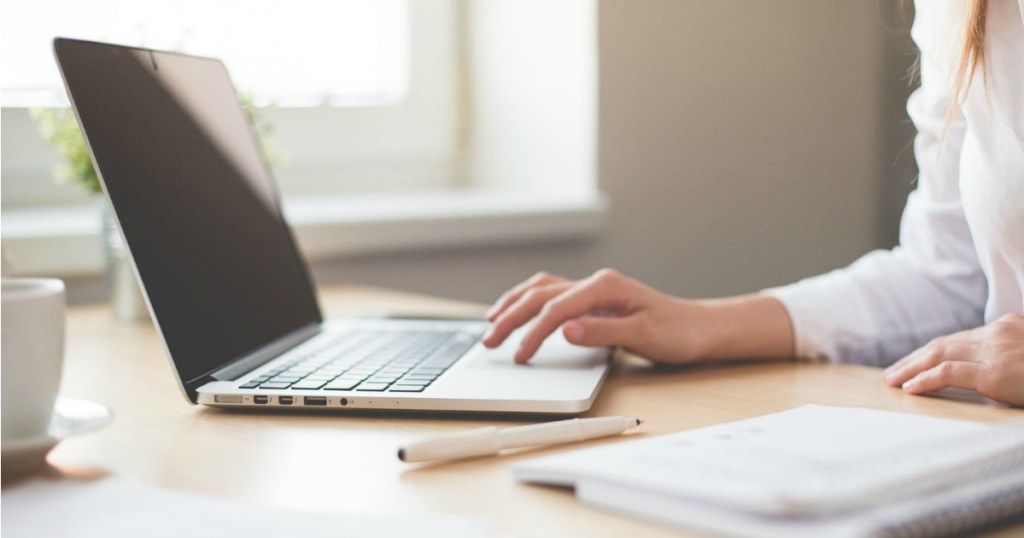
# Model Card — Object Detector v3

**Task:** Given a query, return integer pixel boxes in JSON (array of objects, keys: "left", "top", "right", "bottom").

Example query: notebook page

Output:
[{"left": 515, "top": 405, "right": 994, "bottom": 516}]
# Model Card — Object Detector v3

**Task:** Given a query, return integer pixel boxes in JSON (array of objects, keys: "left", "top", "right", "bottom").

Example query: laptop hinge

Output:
[{"left": 208, "top": 323, "right": 322, "bottom": 382}]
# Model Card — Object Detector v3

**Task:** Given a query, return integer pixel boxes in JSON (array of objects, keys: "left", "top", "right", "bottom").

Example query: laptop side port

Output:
[
  {"left": 253, "top": 395, "right": 269, "bottom": 404},
  {"left": 278, "top": 396, "right": 294, "bottom": 405},
  {"left": 304, "top": 396, "right": 327, "bottom": 406}
]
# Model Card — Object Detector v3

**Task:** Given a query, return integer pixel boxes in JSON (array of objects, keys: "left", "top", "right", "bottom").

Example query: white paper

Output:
[
  {"left": 515, "top": 405, "right": 993, "bottom": 515},
  {"left": 2, "top": 478, "right": 504, "bottom": 538},
  {"left": 516, "top": 405, "right": 1024, "bottom": 537},
  {"left": 575, "top": 457, "right": 1024, "bottom": 538}
]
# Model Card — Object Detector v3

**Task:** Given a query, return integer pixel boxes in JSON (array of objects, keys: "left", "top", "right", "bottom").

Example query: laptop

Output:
[{"left": 53, "top": 37, "right": 610, "bottom": 414}]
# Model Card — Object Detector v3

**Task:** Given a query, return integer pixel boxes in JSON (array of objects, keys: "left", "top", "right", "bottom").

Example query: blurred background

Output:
[{"left": 1, "top": 0, "right": 919, "bottom": 306}]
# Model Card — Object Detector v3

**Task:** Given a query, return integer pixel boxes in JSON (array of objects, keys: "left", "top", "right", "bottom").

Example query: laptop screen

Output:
[{"left": 54, "top": 39, "right": 322, "bottom": 385}]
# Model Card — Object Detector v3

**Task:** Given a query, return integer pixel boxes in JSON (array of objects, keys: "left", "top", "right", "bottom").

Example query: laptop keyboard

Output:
[{"left": 238, "top": 328, "right": 482, "bottom": 393}]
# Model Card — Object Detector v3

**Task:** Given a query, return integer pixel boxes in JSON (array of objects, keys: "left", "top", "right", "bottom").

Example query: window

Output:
[
  {"left": 1, "top": 0, "right": 604, "bottom": 277},
  {"left": 1, "top": 0, "right": 458, "bottom": 206},
  {"left": 2, "top": 0, "right": 410, "bottom": 107}
]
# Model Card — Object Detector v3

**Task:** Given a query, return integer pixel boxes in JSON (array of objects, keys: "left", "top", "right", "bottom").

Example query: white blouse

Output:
[{"left": 767, "top": 0, "right": 1024, "bottom": 366}]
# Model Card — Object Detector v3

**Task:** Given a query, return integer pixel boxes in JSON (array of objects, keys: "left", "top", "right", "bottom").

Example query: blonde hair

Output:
[{"left": 946, "top": 0, "right": 988, "bottom": 130}]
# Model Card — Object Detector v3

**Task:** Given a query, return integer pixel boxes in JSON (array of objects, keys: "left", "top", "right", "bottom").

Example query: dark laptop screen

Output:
[{"left": 54, "top": 38, "right": 322, "bottom": 385}]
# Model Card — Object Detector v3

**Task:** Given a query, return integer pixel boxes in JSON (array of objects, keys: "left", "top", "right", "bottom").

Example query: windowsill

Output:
[{"left": 1, "top": 190, "right": 609, "bottom": 277}]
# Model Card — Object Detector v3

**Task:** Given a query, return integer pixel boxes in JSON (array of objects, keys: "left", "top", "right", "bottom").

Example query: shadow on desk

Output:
[{"left": 2, "top": 463, "right": 109, "bottom": 489}]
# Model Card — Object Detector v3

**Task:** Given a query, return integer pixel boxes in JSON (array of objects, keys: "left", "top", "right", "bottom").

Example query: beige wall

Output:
[{"left": 308, "top": 0, "right": 918, "bottom": 304}]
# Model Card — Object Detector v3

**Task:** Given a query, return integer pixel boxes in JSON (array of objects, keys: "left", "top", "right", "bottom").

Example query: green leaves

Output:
[
  {"left": 238, "top": 94, "right": 289, "bottom": 170},
  {"left": 31, "top": 92, "right": 286, "bottom": 197},
  {"left": 31, "top": 106, "right": 102, "bottom": 195}
]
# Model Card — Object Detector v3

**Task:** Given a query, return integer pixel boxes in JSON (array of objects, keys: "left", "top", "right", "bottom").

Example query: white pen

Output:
[{"left": 397, "top": 416, "right": 642, "bottom": 463}]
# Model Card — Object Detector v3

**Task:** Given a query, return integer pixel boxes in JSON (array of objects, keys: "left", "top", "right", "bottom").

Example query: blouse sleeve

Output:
[{"left": 762, "top": 0, "right": 987, "bottom": 366}]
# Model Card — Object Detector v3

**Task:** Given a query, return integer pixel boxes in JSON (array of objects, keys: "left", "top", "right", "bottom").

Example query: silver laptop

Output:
[{"left": 54, "top": 38, "right": 610, "bottom": 414}]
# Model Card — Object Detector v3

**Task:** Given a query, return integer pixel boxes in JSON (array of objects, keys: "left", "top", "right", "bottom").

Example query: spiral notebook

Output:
[{"left": 515, "top": 405, "right": 1024, "bottom": 537}]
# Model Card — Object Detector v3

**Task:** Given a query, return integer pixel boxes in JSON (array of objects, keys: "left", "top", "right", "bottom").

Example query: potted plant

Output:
[
  {"left": 32, "top": 105, "right": 148, "bottom": 321},
  {"left": 32, "top": 95, "right": 285, "bottom": 321}
]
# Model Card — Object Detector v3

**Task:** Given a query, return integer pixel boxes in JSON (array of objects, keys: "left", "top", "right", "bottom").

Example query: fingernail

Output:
[
  {"left": 902, "top": 379, "right": 916, "bottom": 391},
  {"left": 482, "top": 327, "right": 494, "bottom": 342}
]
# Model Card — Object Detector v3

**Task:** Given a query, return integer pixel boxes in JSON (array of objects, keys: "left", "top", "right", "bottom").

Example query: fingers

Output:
[
  {"left": 885, "top": 317, "right": 1024, "bottom": 406},
  {"left": 562, "top": 317, "right": 643, "bottom": 348},
  {"left": 885, "top": 330, "right": 987, "bottom": 396},
  {"left": 485, "top": 272, "right": 568, "bottom": 322},
  {"left": 884, "top": 338, "right": 971, "bottom": 387},
  {"left": 515, "top": 270, "right": 635, "bottom": 363},
  {"left": 482, "top": 282, "right": 573, "bottom": 348},
  {"left": 901, "top": 361, "right": 985, "bottom": 395},
  {"left": 484, "top": 269, "right": 644, "bottom": 364}
]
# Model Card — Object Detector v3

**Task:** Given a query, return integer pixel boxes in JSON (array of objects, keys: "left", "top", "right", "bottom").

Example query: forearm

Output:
[
  {"left": 485, "top": 269, "right": 798, "bottom": 365},
  {"left": 691, "top": 294, "right": 795, "bottom": 361}
]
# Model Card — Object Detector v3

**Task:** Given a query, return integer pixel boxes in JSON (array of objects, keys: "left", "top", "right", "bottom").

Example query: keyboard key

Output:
[
  {"left": 324, "top": 379, "right": 361, "bottom": 390},
  {"left": 355, "top": 383, "right": 390, "bottom": 391},
  {"left": 291, "top": 379, "right": 328, "bottom": 390},
  {"left": 402, "top": 374, "right": 437, "bottom": 381},
  {"left": 424, "top": 356, "right": 461, "bottom": 367},
  {"left": 424, "top": 337, "right": 477, "bottom": 363},
  {"left": 389, "top": 385, "right": 426, "bottom": 392},
  {"left": 239, "top": 381, "right": 262, "bottom": 389},
  {"left": 262, "top": 327, "right": 480, "bottom": 395},
  {"left": 395, "top": 377, "right": 431, "bottom": 386}
]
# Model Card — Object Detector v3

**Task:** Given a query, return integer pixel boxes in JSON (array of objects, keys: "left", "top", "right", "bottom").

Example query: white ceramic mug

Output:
[{"left": 1, "top": 278, "right": 66, "bottom": 443}]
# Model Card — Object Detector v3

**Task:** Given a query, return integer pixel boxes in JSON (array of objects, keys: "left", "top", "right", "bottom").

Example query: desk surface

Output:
[{"left": 34, "top": 286, "right": 1024, "bottom": 537}]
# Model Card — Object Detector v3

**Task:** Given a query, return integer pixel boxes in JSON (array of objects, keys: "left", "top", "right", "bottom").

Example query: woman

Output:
[{"left": 482, "top": 0, "right": 1024, "bottom": 406}]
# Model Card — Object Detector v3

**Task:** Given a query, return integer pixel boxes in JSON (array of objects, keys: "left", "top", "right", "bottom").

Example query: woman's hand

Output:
[
  {"left": 884, "top": 313, "right": 1024, "bottom": 406},
  {"left": 482, "top": 269, "right": 702, "bottom": 363},
  {"left": 482, "top": 269, "right": 795, "bottom": 364}
]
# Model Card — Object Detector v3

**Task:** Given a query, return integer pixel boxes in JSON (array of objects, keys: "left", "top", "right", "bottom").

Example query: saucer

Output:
[{"left": 1, "top": 397, "right": 113, "bottom": 477}]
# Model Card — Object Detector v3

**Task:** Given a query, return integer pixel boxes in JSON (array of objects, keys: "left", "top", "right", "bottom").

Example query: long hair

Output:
[{"left": 945, "top": 0, "right": 988, "bottom": 134}]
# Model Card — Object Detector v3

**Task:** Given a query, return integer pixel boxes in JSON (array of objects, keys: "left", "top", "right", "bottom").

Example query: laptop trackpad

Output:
[{"left": 469, "top": 329, "right": 608, "bottom": 370}]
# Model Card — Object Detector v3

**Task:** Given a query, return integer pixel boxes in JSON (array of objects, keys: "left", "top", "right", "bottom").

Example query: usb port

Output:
[
  {"left": 253, "top": 395, "right": 269, "bottom": 405},
  {"left": 278, "top": 396, "right": 294, "bottom": 405},
  {"left": 304, "top": 396, "right": 327, "bottom": 406}
]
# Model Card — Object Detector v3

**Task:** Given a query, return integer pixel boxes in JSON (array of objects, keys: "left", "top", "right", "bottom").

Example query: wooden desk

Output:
[{"left": 39, "top": 286, "right": 1024, "bottom": 537}]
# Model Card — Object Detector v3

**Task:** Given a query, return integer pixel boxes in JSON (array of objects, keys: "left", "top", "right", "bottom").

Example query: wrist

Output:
[{"left": 691, "top": 294, "right": 795, "bottom": 361}]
